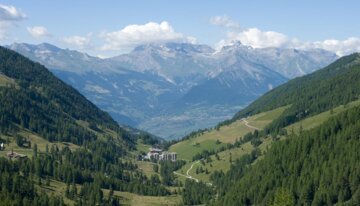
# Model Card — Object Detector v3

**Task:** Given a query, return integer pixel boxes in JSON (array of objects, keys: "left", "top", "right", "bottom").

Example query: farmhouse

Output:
[{"left": 144, "top": 148, "right": 177, "bottom": 162}]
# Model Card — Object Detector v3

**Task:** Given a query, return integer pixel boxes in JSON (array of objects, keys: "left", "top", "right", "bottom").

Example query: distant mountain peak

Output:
[
  {"left": 132, "top": 42, "right": 214, "bottom": 54},
  {"left": 220, "top": 40, "right": 253, "bottom": 52},
  {"left": 9, "top": 42, "right": 61, "bottom": 53},
  {"left": 37, "top": 42, "right": 62, "bottom": 51},
  {"left": 7, "top": 42, "right": 112, "bottom": 74}
]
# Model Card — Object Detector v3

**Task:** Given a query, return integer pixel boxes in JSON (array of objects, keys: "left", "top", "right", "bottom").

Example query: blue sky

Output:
[{"left": 0, "top": 0, "right": 359, "bottom": 57}]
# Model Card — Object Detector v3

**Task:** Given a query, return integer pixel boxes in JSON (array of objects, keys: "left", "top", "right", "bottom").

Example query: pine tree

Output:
[
  {"left": 273, "top": 188, "right": 295, "bottom": 206},
  {"left": 33, "top": 143, "right": 38, "bottom": 158},
  {"left": 65, "top": 183, "right": 70, "bottom": 198},
  {"left": 46, "top": 176, "right": 50, "bottom": 186}
]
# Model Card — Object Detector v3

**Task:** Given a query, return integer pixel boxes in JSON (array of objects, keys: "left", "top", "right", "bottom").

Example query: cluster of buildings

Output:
[{"left": 144, "top": 148, "right": 177, "bottom": 162}]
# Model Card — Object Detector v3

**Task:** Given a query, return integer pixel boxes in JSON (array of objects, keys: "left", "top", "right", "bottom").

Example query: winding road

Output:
[
  {"left": 186, "top": 160, "right": 200, "bottom": 179},
  {"left": 174, "top": 160, "right": 213, "bottom": 186},
  {"left": 242, "top": 118, "right": 260, "bottom": 130},
  {"left": 174, "top": 160, "right": 200, "bottom": 182}
]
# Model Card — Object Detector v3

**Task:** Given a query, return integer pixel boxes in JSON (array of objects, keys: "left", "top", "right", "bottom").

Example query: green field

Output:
[
  {"left": 36, "top": 180, "right": 75, "bottom": 205},
  {"left": 0, "top": 73, "right": 17, "bottom": 87},
  {"left": 177, "top": 142, "right": 254, "bottom": 182},
  {"left": 0, "top": 129, "right": 80, "bottom": 159},
  {"left": 177, "top": 137, "right": 274, "bottom": 183},
  {"left": 135, "top": 139, "right": 152, "bottom": 154},
  {"left": 285, "top": 99, "right": 360, "bottom": 133},
  {"left": 248, "top": 105, "right": 290, "bottom": 128},
  {"left": 37, "top": 179, "right": 182, "bottom": 206},
  {"left": 169, "top": 106, "right": 288, "bottom": 161},
  {"left": 0, "top": 117, "right": 132, "bottom": 160},
  {"left": 113, "top": 191, "right": 182, "bottom": 206},
  {"left": 170, "top": 139, "right": 225, "bottom": 160},
  {"left": 136, "top": 161, "right": 159, "bottom": 178}
]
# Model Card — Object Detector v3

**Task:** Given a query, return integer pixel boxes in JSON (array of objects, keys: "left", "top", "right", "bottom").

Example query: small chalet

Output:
[{"left": 7, "top": 150, "right": 27, "bottom": 160}]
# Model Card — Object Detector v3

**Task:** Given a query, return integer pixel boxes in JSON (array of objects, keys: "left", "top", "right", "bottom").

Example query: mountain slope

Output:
[
  {"left": 214, "top": 105, "right": 360, "bottom": 205},
  {"left": 179, "top": 60, "right": 286, "bottom": 106},
  {"left": 0, "top": 46, "right": 132, "bottom": 148},
  {"left": 109, "top": 42, "right": 216, "bottom": 85},
  {"left": 0, "top": 46, "right": 174, "bottom": 205},
  {"left": 8, "top": 43, "right": 116, "bottom": 73},
  {"left": 232, "top": 53, "right": 360, "bottom": 133},
  {"left": 215, "top": 41, "right": 338, "bottom": 78},
  {"left": 52, "top": 69, "right": 181, "bottom": 126}
]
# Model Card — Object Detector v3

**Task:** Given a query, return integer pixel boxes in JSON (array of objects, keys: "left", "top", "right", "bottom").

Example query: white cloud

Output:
[
  {"left": 210, "top": 15, "right": 240, "bottom": 29},
  {"left": 211, "top": 16, "right": 294, "bottom": 50},
  {"left": 62, "top": 34, "right": 92, "bottom": 49},
  {"left": 27, "top": 26, "right": 51, "bottom": 38},
  {"left": 212, "top": 16, "right": 360, "bottom": 56},
  {"left": 225, "top": 28, "right": 291, "bottom": 48},
  {"left": 0, "top": 4, "right": 26, "bottom": 21},
  {"left": 308, "top": 38, "right": 360, "bottom": 56},
  {"left": 0, "top": 4, "right": 26, "bottom": 40},
  {"left": 100, "top": 21, "right": 196, "bottom": 51}
]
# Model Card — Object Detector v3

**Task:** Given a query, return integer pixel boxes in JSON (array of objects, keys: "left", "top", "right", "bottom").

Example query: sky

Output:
[{"left": 0, "top": 0, "right": 359, "bottom": 57}]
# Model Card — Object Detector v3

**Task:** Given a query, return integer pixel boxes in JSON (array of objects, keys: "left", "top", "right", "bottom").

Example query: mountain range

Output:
[{"left": 8, "top": 42, "right": 338, "bottom": 139}]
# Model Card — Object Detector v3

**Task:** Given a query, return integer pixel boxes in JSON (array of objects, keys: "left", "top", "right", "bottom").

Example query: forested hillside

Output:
[
  {"left": 231, "top": 53, "right": 360, "bottom": 133},
  {"left": 212, "top": 105, "right": 360, "bottom": 205},
  {"left": 0, "top": 47, "right": 171, "bottom": 205},
  {"left": 0, "top": 46, "right": 133, "bottom": 147}
]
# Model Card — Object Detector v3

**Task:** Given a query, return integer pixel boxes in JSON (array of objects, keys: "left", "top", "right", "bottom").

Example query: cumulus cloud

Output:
[
  {"left": 210, "top": 15, "right": 240, "bottom": 29},
  {"left": 308, "top": 38, "right": 360, "bottom": 56},
  {"left": 0, "top": 4, "right": 26, "bottom": 21},
  {"left": 219, "top": 27, "right": 360, "bottom": 56},
  {"left": 62, "top": 34, "right": 92, "bottom": 49},
  {"left": 212, "top": 16, "right": 360, "bottom": 56},
  {"left": 0, "top": 4, "right": 26, "bottom": 40},
  {"left": 224, "top": 28, "right": 291, "bottom": 48},
  {"left": 100, "top": 21, "right": 196, "bottom": 51},
  {"left": 27, "top": 26, "right": 51, "bottom": 38},
  {"left": 211, "top": 16, "right": 296, "bottom": 50}
]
